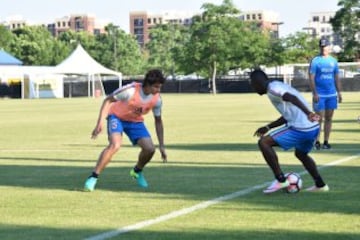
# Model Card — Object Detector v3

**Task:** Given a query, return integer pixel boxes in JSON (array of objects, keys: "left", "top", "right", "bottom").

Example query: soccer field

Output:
[{"left": 0, "top": 92, "right": 359, "bottom": 240}]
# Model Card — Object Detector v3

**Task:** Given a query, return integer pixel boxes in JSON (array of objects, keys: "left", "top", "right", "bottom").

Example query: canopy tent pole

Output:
[
  {"left": 118, "top": 74, "right": 122, "bottom": 88},
  {"left": 87, "top": 73, "right": 91, "bottom": 97},
  {"left": 21, "top": 74, "right": 24, "bottom": 99},
  {"left": 92, "top": 74, "right": 95, "bottom": 98}
]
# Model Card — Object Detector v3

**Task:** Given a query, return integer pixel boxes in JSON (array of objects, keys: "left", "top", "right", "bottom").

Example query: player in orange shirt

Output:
[{"left": 84, "top": 69, "right": 167, "bottom": 191}]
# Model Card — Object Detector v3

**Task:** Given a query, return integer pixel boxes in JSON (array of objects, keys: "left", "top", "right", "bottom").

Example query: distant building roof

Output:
[{"left": 0, "top": 50, "right": 23, "bottom": 65}]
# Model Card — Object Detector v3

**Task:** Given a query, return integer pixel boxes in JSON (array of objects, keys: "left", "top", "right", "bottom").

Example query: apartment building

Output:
[
  {"left": 239, "top": 10, "right": 282, "bottom": 37},
  {"left": 130, "top": 10, "right": 200, "bottom": 47},
  {"left": 303, "top": 11, "right": 356, "bottom": 48},
  {"left": 130, "top": 10, "right": 282, "bottom": 47},
  {"left": 304, "top": 12, "right": 338, "bottom": 45},
  {"left": 3, "top": 14, "right": 106, "bottom": 37},
  {"left": 3, "top": 15, "right": 27, "bottom": 30},
  {"left": 50, "top": 14, "right": 109, "bottom": 37}
]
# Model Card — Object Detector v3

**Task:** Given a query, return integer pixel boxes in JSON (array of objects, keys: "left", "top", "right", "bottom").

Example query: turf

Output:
[{"left": 0, "top": 92, "right": 359, "bottom": 240}]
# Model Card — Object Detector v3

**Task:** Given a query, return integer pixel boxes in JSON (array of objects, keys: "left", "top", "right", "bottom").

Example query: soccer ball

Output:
[{"left": 285, "top": 172, "right": 303, "bottom": 193}]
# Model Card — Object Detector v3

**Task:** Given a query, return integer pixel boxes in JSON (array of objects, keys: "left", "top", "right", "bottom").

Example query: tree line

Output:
[{"left": 0, "top": 0, "right": 358, "bottom": 80}]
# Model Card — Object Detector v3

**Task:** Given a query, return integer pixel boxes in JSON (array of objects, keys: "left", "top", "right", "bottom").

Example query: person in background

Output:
[
  {"left": 309, "top": 38, "right": 342, "bottom": 150},
  {"left": 250, "top": 69, "right": 329, "bottom": 194},
  {"left": 84, "top": 69, "right": 167, "bottom": 191}
]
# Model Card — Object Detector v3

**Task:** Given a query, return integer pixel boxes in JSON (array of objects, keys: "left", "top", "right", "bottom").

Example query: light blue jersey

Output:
[
  {"left": 266, "top": 80, "right": 320, "bottom": 154},
  {"left": 309, "top": 55, "right": 339, "bottom": 97},
  {"left": 267, "top": 81, "right": 319, "bottom": 131}
]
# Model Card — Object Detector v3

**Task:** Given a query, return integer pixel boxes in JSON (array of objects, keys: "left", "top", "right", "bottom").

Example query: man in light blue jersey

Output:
[
  {"left": 250, "top": 69, "right": 329, "bottom": 193},
  {"left": 309, "top": 38, "right": 342, "bottom": 150}
]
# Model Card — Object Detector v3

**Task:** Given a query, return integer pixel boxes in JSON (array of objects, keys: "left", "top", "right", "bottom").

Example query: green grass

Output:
[{"left": 0, "top": 92, "right": 359, "bottom": 240}]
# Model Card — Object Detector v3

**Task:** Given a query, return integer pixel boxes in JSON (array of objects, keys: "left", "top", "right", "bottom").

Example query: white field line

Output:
[{"left": 85, "top": 153, "right": 360, "bottom": 240}]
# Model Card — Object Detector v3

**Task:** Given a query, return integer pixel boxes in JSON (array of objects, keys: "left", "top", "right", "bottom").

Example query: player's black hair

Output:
[
  {"left": 249, "top": 69, "right": 269, "bottom": 95},
  {"left": 249, "top": 69, "right": 268, "bottom": 82},
  {"left": 143, "top": 69, "right": 166, "bottom": 86}
]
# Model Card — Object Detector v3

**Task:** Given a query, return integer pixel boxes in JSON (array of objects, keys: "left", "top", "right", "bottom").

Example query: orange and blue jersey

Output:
[{"left": 109, "top": 82, "right": 161, "bottom": 122}]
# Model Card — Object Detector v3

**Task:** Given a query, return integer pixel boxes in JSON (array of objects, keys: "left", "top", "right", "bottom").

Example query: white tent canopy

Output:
[
  {"left": 0, "top": 65, "right": 64, "bottom": 98},
  {"left": 54, "top": 44, "right": 122, "bottom": 97}
]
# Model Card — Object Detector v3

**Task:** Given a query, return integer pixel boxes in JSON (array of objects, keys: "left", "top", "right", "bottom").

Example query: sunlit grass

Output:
[{"left": 0, "top": 92, "right": 359, "bottom": 240}]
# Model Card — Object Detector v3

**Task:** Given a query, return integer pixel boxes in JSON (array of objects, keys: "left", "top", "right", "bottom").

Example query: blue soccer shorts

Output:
[
  {"left": 313, "top": 95, "right": 338, "bottom": 112},
  {"left": 270, "top": 126, "right": 320, "bottom": 154},
  {"left": 107, "top": 115, "right": 151, "bottom": 145}
]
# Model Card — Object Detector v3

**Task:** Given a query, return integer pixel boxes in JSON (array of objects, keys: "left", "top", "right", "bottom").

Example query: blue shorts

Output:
[
  {"left": 313, "top": 95, "right": 338, "bottom": 112},
  {"left": 270, "top": 126, "right": 320, "bottom": 154},
  {"left": 107, "top": 115, "right": 151, "bottom": 145}
]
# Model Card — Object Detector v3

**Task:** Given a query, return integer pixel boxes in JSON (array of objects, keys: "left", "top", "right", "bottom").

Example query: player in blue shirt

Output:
[{"left": 309, "top": 38, "right": 342, "bottom": 150}]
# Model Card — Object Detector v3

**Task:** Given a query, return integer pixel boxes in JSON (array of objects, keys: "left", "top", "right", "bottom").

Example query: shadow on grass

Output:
[
  {"left": 165, "top": 142, "right": 360, "bottom": 153},
  {"left": 333, "top": 119, "right": 360, "bottom": 123},
  {"left": 118, "top": 229, "right": 360, "bottom": 240},
  {"left": 0, "top": 221, "right": 359, "bottom": 240},
  {"left": 165, "top": 143, "right": 258, "bottom": 151},
  {"left": 332, "top": 128, "right": 360, "bottom": 134},
  {"left": 0, "top": 156, "right": 359, "bottom": 239},
  {"left": 0, "top": 159, "right": 359, "bottom": 200}
]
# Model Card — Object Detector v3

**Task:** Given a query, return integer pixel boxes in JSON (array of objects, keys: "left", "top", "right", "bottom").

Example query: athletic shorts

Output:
[
  {"left": 313, "top": 95, "right": 338, "bottom": 112},
  {"left": 107, "top": 115, "right": 151, "bottom": 145},
  {"left": 270, "top": 126, "right": 320, "bottom": 154}
]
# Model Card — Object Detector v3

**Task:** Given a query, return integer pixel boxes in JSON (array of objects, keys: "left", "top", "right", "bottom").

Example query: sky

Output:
[{"left": 0, "top": 0, "right": 340, "bottom": 37}]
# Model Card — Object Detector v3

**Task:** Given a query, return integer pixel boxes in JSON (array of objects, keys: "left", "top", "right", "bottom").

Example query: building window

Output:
[
  {"left": 313, "top": 16, "right": 319, "bottom": 22},
  {"left": 258, "top": 14, "right": 262, "bottom": 20},
  {"left": 134, "top": 28, "right": 143, "bottom": 34},
  {"left": 75, "top": 17, "right": 84, "bottom": 30},
  {"left": 246, "top": 14, "right": 250, "bottom": 20},
  {"left": 153, "top": 18, "right": 157, "bottom": 24},
  {"left": 134, "top": 18, "right": 144, "bottom": 27},
  {"left": 137, "top": 35, "right": 144, "bottom": 43},
  {"left": 148, "top": 18, "right": 151, "bottom": 24},
  {"left": 252, "top": 14, "right": 256, "bottom": 20}
]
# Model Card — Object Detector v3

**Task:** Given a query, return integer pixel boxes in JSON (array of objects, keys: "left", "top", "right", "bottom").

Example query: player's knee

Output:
[
  {"left": 295, "top": 150, "right": 306, "bottom": 160},
  {"left": 142, "top": 145, "right": 156, "bottom": 155},
  {"left": 324, "top": 117, "right": 332, "bottom": 123},
  {"left": 109, "top": 142, "right": 121, "bottom": 152},
  {"left": 258, "top": 137, "right": 271, "bottom": 148}
]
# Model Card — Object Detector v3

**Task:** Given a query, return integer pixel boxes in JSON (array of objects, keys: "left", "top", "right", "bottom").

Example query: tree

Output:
[
  {"left": 94, "top": 24, "right": 145, "bottom": 75},
  {"left": 146, "top": 23, "right": 189, "bottom": 77},
  {"left": 114, "top": 29, "right": 146, "bottom": 75},
  {"left": 182, "top": 0, "right": 242, "bottom": 94},
  {"left": 10, "top": 26, "right": 65, "bottom": 65},
  {"left": 0, "top": 25, "right": 14, "bottom": 51},
  {"left": 181, "top": 0, "right": 272, "bottom": 94},
  {"left": 282, "top": 32, "right": 318, "bottom": 63},
  {"left": 330, "top": 0, "right": 360, "bottom": 61}
]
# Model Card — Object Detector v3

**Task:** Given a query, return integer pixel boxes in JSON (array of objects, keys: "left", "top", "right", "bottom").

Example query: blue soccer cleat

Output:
[
  {"left": 130, "top": 169, "right": 148, "bottom": 188},
  {"left": 84, "top": 177, "right": 98, "bottom": 192}
]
